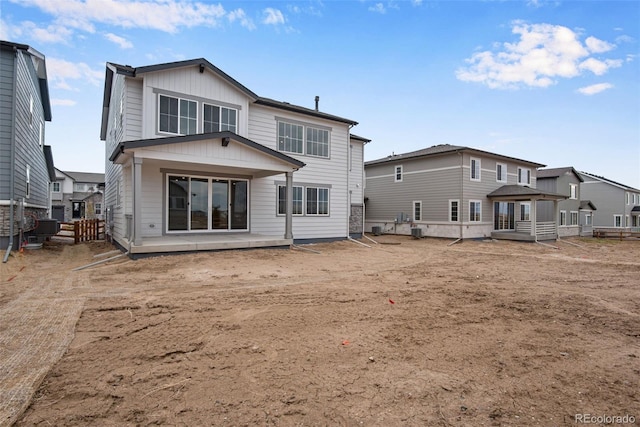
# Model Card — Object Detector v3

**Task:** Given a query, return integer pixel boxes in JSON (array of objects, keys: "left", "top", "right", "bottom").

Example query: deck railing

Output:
[{"left": 515, "top": 221, "right": 557, "bottom": 239}]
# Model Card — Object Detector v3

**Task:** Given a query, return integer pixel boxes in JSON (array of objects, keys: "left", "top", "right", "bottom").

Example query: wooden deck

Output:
[{"left": 123, "top": 233, "right": 292, "bottom": 256}]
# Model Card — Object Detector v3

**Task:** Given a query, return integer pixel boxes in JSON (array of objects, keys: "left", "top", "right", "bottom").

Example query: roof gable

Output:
[
  {"left": 365, "top": 144, "right": 545, "bottom": 168},
  {"left": 537, "top": 167, "right": 584, "bottom": 182},
  {"left": 579, "top": 171, "right": 640, "bottom": 192}
]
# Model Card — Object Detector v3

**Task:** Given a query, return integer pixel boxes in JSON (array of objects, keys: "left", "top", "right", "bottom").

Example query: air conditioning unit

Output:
[
  {"left": 411, "top": 227, "right": 422, "bottom": 238},
  {"left": 372, "top": 226, "right": 382, "bottom": 236}
]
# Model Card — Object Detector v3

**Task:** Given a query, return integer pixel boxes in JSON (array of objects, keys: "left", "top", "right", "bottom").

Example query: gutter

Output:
[{"left": 3, "top": 47, "right": 18, "bottom": 262}]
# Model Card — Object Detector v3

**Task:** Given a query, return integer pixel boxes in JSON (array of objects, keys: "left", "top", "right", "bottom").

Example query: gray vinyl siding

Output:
[
  {"left": 0, "top": 48, "right": 15, "bottom": 199},
  {"left": 365, "top": 150, "right": 541, "bottom": 237},
  {"left": 579, "top": 174, "right": 627, "bottom": 227},
  {"left": 0, "top": 48, "right": 50, "bottom": 206},
  {"left": 537, "top": 174, "right": 580, "bottom": 223}
]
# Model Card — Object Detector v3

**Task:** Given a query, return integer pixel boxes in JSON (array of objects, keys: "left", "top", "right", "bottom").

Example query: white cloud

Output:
[
  {"left": 577, "top": 83, "right": 613, "bottom": 95},
  {"left": 615, "top": 35, "right": 635, "bottom": 44},
  {"left": 51, "top": 99, "right": 77, "bottom": 106},
  {"left": 263, "top": 8, "right": 285, "bottom": 25},
  {"left": 579, "top": 58, "right": 623, "bottom": 75},
  {"left": 12, "top": 0, "right": 229, "bottom": 33},
  {"left": 369, "top": 3, "right": 386, "bottom": 14},
  {"left": 456, "top": 22, "right": 624, "bottom": 89},
  {"left": 47, "top": 57, "right": 103, "bottom": 90},
  {"left": 227, "top": 8, "right": 256, "bottom": 30},
  {"left": 19, "top": 21, "right": 73, "bottom": 44},
  {"left": 104, "top": 33, "right": 133, "bottom": 49},
  {"left": 585, "top": 36, "right": 614, "bottom": 53}
]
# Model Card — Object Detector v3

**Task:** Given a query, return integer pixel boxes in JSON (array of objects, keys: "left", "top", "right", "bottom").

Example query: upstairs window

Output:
[
  {"left": 395, "top": 165, "right": 403, "bottom": 182},
  {"left": 277, "top": 120, "right": 330, "bottom": 158},
  {"left": 570, "top": 184, "right": 577, "bottom": 199},
  {"left": 29, "top": 96, "right": 34, "bottom": 126},
  {"left": 517, "top": 167, "right": 531, "bottom": 185},
  {"left": 470, "top": 158, "right": 481, "bottom": 181},
  {"left": 159, "top": 95, "right": 197, "bottom": 135},
  {"left": 278, "top": 122, "right": 304, "bottom": 154},
  {"left": 496, "top": 163, "right": 507, "bottom": 182},
  {"left": 306, "top": 127, "right": 329, "bottom": 157},
  {"left": 52, "top": 182, "right": 61, "bottom": 193},
  {"left": 204, "top": 104, "right": 237, "bottom": 133}
]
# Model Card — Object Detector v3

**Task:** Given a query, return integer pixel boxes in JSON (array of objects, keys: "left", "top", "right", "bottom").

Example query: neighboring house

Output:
[
  {"left": 537, "top": 167, "right": 596, "bottom": 237},
  {"left": 100, "top": 58, "right": 366, "bottom": 256},
  {"left": 0, "top": 40, "right": 55, "bottom": 253},
  {"left": 51, "top": 168, "right": 105, "bottom": 222},
  {"left": 364, "top": 144, "right": 566, "bottom": 241},
  {"left": 578, "top": 171, "right": 640, "bottom": 230}
]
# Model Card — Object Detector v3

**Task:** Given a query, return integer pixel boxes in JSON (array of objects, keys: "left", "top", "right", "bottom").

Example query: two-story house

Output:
[
  {"left": 537, "top": 167, "right": 596, "bottom": 237},
  {"left": 0, "top": 40, "right": 55, "bottom": 255},
  {"left": 578, "top": 171, "right": 640, "bottom": 230},
  {"left": 100, "top": 58, "right": 367, "bottom": 256},
  {"left": 364, "top": 144, "right": 566, "bottom": 241},
  {"left": 51, "top": 168, "right": 105, "bottom": 222}
]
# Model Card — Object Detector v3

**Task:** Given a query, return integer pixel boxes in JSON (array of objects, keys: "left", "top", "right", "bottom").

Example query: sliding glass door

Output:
[{"left": 167, "top": 175, "right": 248, "bottom": 232}]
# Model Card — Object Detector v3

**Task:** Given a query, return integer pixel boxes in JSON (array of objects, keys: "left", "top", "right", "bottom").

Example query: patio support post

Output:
[
  {"left": 553, "top": 199, "right": 559, "bottom": 237},
  {"left": 530, "top": 198, "right": 537, "bottom": 239},
  {"left": 285, "top": 171, "right": 293, "bottom": 240},
  {"left": 133, "top": 157, "right": 143, "bottom": 246}
]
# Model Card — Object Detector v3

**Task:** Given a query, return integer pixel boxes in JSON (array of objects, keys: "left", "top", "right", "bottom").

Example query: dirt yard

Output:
[{"left": 1, "top": 235, "right": 638, "bottom": 426}]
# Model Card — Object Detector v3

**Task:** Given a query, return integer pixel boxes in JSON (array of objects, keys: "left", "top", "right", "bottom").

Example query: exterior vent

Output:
[
  {"left": 411, "top": 228, "right": 422, "bottom": 239},
  {"left": 372, "top": 226, "right": 382, "bottom": 236}
]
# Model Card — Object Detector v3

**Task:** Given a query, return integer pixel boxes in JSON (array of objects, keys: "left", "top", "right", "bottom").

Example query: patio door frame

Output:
[
  {"left": 166, "top": 173, "right": 249, "bottom": 234},
  {"left": 493, "top": 201, "right": 515, "bottom": 231}
]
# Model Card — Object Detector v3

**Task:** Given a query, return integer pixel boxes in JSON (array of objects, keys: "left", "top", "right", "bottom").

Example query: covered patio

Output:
[{"left": 488, "top": 185, "right": 567, "bottom": 242}]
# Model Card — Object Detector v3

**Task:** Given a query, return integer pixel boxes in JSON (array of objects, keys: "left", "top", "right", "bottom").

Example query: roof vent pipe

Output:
[{"left": 315, "top": 95, "right": 319, "bottom": 111}]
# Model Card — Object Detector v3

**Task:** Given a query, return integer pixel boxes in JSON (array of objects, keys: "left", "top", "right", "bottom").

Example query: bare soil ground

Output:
[{"left": 1, "top": 235, "right": 639, "bottom": 426}]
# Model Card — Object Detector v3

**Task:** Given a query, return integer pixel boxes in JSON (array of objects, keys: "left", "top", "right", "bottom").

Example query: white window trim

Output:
[
  {"left": 412, "top": 200, "right": 422, "bottom": 222},
  {"left": 394, "top": 165, "right": 403, "bottom": 183},
  {"left": 613, "top": 214, "right": 622, "bottom": 228},
  {"left": 469, "top": 200, "right": 482, "bottom": 222},
  {"left": 496, "top": 163, "right": 507, "bottom": 183},
  {"left": 470, "top": 157, "right": 481, "bottom": 182},
  {"left": 520, "top": 202, "right": 531, "bottom": 221},
  {"left": 306, "top": 186, "right": 330, "bottom": 216},
  {"left": 52, "top": 182, "right": 61, "bottom": 193},
  {"left": 570, "top": 211, "right": 579, "bottom": 225},
  {"left": 26, "top": 165, "right": 31, "bottom": 199},
  {"left": 569, "top": 184, "right": 577, "bottom": 200},
  {"left": 585, "top": 214, "right": 592, "bottom": 226},
  {"left": 95, "top": 203, "right": 102, "bottom": 215},
  {"left": 203, "top": 102, "right": 238, "bottom": 133},
  {"left": 29, "top": 96, "right": 34, "bottom": 126},
  {"left": 449, "top": 199, "right": 459, "bottom": 222},
  {"left": 517, "top": 167, "right": 531, "bottom": 186},
  {"left": 560, "top": 210, "right": 567, "bottom": 226}
]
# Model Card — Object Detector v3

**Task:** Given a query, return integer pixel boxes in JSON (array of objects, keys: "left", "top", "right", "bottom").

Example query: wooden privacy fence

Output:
[{"left": 56, "top": 219, "right": 105, "bottom": 244}]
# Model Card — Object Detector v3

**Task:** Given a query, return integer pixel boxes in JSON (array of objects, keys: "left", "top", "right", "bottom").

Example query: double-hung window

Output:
[
  {"left": 560, "top": 211, "right": 567, "bottom": 226},
  {"left": 52, "top": 182, "right": 61, "bottom": 193},
  {"left": 26, "top": 165, "right": 31, "bottom": 198},
  {"left": 517, "top": 167, "right": 531, "bottom": 185},
  {"left": 469, "top": 200, "right": 481, "bottom": 222},
  {"left": 570, "top": 184, "right": 577, "bottom": 199},
  {"left": 395, "top": 165, "right": 403, "bottom": 182},
  {"left": 159, "top": 95, "right": 197, "bottom": 135},
  {"left": 470, "top": 158, "right": 481, "bottom": 181},
  {"left": 570, "top": 211, "right": 578, "bottom": 225},
  {"left": 496, "top": 163, "right": 507, "bottom": 183},
  {"left": 520, "top": 202, "right": 530, "bottom": 221},
  {"left": 204, "top": 104, "right": 237, "bottom": 133}
]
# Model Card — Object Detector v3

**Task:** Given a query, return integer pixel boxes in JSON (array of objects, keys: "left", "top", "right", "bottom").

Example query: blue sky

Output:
[{"left": 2, "top": 0, "right": 639, "bottom": 188}]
